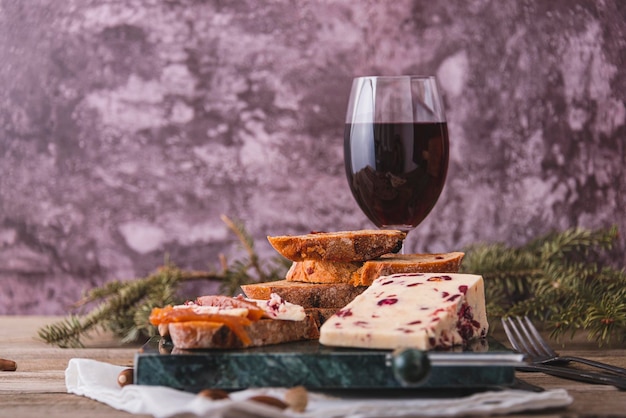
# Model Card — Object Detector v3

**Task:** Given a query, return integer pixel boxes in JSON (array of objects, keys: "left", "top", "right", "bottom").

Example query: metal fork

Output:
[
  {"left": 502, "top": 316, "right": 626, "bottom": 377},
  {"left": 501, "top": 316, "right": 626, "bottom": 389}
]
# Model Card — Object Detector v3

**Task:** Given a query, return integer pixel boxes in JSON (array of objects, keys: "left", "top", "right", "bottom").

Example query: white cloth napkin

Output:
[{"left": 66, "top": 358, "right": 572, "bottom": 418}]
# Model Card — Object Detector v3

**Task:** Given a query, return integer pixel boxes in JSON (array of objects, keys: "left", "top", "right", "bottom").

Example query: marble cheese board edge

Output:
[{"left": 135, "top": 337, "right": 522, "bottom": 392}]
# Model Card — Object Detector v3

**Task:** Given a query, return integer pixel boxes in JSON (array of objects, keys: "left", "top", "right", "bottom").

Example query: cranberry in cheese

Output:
[{"left": 319, "top": 273, "right": 489, "bottom": 350}]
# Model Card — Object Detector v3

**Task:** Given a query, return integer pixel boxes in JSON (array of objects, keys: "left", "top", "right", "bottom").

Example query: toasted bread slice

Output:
[
  {"left": 305, "top": 307, "right": 340, "bottom": 327},
  {"left": 285, "top": 252, "right": 465, "bottom": 286},
  {"left": 240, "top": 280, "right": 367, "bottom": 308},
  {"left": 167, "top": 316, "right": 320, "bottom": 349},
  {"left": 354, "top": 252, "right": 465, "bottom": 286},
  {"left": 267, "top": 229, "right": 406, "bottom": 262},
  {"left": 285, "top": 259, "right": 361, "bottom": 284}
]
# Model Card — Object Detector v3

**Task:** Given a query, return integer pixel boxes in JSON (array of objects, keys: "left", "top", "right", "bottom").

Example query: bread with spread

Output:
[{"left": 150, "top": 294, "right": 319, "bottom": 349}]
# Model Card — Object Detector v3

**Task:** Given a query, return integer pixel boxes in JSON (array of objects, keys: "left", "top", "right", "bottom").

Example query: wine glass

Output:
[{"left": 343, "top": 75, "right": 449, "bottom": 245}]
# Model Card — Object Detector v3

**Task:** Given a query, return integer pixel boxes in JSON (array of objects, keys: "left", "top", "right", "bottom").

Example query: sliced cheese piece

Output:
[
  {"left": 174, "top": 305, "right": 250, "bottom": 318},
  {"left": 319, "top": 272, "right": 489, "bottom": 350},
  {"left": 248, "top": 293, "right": 306, "bottom": 321}
]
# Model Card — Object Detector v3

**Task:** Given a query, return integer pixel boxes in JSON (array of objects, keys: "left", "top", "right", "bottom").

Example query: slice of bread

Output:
[
  {"left": 285, "top": 252, "right": 465, "bottom": 286},
  {"left": 286, "top": 259, "right": 361, "bottom": 284},
  {"left": 305, "top": 307, "right": 340, "bottom": 327},
  {"left": 240, "top": 280, "right": 367, "bottom": 308},
  {"left": 354, "top": 252, "right": 465, "bottom": 286},
  {"left": 167, "top": 315, "right": 320, "bottom": 349},
  {"left": 267, "top": 229, "right": 406, "bottom": 262}
]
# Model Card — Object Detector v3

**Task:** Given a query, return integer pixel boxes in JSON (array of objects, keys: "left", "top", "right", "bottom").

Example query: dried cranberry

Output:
[
  {"left": 406, "top": 282, "right": 422, "bottom": 287},
  {"left": 406, "top": 320, "right": 422, "bottom": 325},
  {"left": 458, "top": 304, "right": 473, "bottom": 320},
  {"left": 441, "top": 291, "right": 450, "bottom": 298},
  {"left": 446, "top": 294, "right": 461, "bottom": 302},
  {"left": 381, "top": 280, "right": 394, "bottom": 286},
  {"left": 377, "top": 298, "right": 398, "bottom": 306},
  {"left": 336, "top": 308, "right": 353, "bottom": 318},
  {"left": 458, "top": 323, "right": 474, "bottom": 340},
  {"left": 458, "top": 285, "right": 468, "bottom": 294}
]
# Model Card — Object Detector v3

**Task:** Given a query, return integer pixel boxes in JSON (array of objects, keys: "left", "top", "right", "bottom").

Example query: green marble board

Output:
[{"left": 135, "top": 337, "right": 523, "bottom": 393}]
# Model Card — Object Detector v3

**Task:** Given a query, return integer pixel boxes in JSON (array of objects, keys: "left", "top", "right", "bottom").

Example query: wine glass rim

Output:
[{"left": 353, "top": 75, "right": 437, "bottom": 80}]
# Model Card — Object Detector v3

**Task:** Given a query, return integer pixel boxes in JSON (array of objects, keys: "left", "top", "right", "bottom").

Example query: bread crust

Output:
[
  {"left": 305, "top": 307, "right": 340, "bottom": 327},
  {"left": 285, "top": 252, "right": 465, "bottom": 286},
  {"left": 240, "top": 280, "right": 367, "bottom": 308},
  {"left": 267, "top": 229, "right": 406, "bottom": 262},
  {"left": 355, "top": 252, "right": 465, "bottom": 286},
  {"left": 167, "top": 316, "right": 320, "bottom": 349}
]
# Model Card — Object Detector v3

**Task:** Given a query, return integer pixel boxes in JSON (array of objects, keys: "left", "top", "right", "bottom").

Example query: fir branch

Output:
[
  {"left": 221, "top": 214, "right": 267, "bottom": 282},
  {"left": 38, "top": 264, "right": 207, "bottom": 347},
  {"left": 462, "top": 225, "right": 626, "bottom": 346},
  {"left": 38, "top": 215, "right": 289, "bottom": 348}
]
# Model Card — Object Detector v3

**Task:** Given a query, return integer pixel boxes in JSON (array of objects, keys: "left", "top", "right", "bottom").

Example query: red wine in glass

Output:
[{"left": 344, "top": 76, "right": 449, "bottom": 235}]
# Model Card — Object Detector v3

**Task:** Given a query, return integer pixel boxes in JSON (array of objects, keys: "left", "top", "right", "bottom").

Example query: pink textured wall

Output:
[{"left": 1, "top": 1, "right": 624, "bottom": 313}]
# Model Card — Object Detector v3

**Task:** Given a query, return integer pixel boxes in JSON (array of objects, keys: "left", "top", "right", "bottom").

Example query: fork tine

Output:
[
  {"left": 513, "top": 316, "right": 544, "bottom": 358},
  {"left": 501, "top": 317, "right": 533, "bottom": 356},
  {"left": 501, "top": 317, "right": 521, "bottom": 352},
  {"left": 521, "top": 316, "right": 557, "bottom": 357},
  {"left": 511, "top": 316, "right": 542, "bottom": 359}
]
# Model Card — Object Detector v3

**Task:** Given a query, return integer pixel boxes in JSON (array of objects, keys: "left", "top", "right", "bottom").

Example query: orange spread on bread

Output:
[{"left": 149, "top": 306, "right": 255, "bottom": 346}]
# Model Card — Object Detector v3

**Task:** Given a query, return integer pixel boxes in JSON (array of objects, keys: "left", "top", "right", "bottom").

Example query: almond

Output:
[
  {"left": 248, "top": 395, "right": 288, "bottom": 409},
  {"left": 197, "top": 389, "right": 230, "bottom": 400},
  {"left": 285, "top": 385, "right": 308, "bottom": 412},
  {"left": 0, "top": 358, "right": 17, "bottom": 371},
  {"left": 117, "top": 368, "right": 134, "bottom": 387}
]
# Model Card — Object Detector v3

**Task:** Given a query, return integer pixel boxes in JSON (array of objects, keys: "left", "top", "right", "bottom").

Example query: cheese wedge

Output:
[{"left": 319, "top": 273, "right": 489, "bottom": 350}]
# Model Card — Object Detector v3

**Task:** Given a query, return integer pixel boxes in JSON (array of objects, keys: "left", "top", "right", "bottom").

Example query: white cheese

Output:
[
  {"left": 319, "top": 273, "right": 489, "bottom": 350},
  {"left": 248, "top": 293, "right": 306, "bottom": 321},
  {"left": 173, "top": 304, "right": 250, "bottom": 318}
]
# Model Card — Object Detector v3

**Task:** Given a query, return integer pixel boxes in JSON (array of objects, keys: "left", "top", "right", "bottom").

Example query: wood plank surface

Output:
[{"left": 1, "top": 316, "right": 625, "bottom": 417}]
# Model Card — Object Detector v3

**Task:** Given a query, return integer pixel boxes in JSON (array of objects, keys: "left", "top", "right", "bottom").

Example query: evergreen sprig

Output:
[
  {"left": 37, "top": 215, "right": 287, "bottom": 348},
  {"left": 461, "top": 226, "right": 626, "bottom": 346}
]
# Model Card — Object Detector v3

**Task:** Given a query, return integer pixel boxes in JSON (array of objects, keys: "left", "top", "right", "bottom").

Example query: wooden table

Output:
[{"left": 1, "top": 316, "right": 624, "bottom": 417}]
